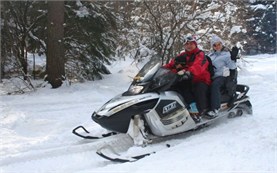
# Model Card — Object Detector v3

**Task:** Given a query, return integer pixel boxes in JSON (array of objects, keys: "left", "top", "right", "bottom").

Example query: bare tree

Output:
[
  {"left": 46, "top": 1, "right": 65, "bottom": 88},
  {"left": 115, "top": 0, "right": 244, "bottom": 63}
]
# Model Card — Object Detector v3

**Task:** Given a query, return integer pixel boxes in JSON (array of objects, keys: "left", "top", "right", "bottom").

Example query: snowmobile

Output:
[{"left": 73, "top": 56, "right": 252, "bottom": 146}]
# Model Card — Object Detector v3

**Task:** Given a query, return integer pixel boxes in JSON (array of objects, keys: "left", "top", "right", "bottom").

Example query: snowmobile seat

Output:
[{"left": 220, "top": 83, "right": 249, "bottom": 106}]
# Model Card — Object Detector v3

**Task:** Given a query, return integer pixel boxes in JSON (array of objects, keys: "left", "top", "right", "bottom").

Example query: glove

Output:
[
  {"left": 178, "top": 71, "right": 192, "bottom": 81},
  {"left": 229, "top": 69, "right": 237, "bottom": 82},
  {"left": 226, "top": 69, "right": 237, "bottom": 97},
  {"left": 175, "top": 55, "right": 186, "bottom": 66},
  {"left": 177, "top": 70, "right": 185, "bottom": 75},
  {"left": 231, "top": 46, "right": 239, "bottom": 61}
]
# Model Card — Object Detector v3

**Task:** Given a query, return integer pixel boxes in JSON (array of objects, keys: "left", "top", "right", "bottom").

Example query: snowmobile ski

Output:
[
  {"left": 96, "top": 145, "right": 156, "bottom": 163},
  {"left": 72, "top": 125, "right": 117, "bottom": 139}
]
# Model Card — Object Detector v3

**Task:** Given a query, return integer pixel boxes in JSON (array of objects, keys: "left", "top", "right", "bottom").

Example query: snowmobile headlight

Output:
[{"left": 129, "top": 85, "right": 144, "bottom": 94}]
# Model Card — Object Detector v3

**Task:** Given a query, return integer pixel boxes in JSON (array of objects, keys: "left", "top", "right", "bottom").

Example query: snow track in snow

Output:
[
  {"left": 1, "top": 121, "right": 214, "bottom": 172},
  {"left": 0, "top": 134, "right": 133, "bottom": 171}
]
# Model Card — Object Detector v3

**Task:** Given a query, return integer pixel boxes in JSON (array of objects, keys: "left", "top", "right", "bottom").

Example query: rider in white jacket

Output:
[{"left": 206, "top": 35, "right": 237, "bottom": 118}]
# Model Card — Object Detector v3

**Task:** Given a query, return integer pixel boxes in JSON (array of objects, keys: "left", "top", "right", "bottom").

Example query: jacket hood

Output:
[{"left": 210, "top": 35, "right": 224, "bottom": 47}]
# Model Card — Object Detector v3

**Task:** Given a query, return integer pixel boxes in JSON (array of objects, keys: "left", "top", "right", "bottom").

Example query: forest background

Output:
[{"left": 0, "top": 0, "right": 276, "bottom": 89}]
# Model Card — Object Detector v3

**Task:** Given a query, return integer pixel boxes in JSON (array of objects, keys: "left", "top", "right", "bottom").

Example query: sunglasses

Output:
[{"left": 184, "top": 36, "right": 196, "bottom": 44}]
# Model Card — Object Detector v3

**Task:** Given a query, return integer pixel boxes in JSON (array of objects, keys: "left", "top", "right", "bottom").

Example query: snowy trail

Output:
[
  {"left": 0, "top": 55, "right": 276, "bottom": 173},
  {"left": 1, "top": 114, "right": 256, "bottom": 173},
  {"left": 1, "top": 119, "right": 201, "bottom": 168},
  {"left": 1, "top": 134, "right": 133, "bottom": 172},
  {"left": 1, "top": 126, "right": 203, "bottom": 172},
  {"left": 0, "top": 59, "right": 141, "bottom": 172}
]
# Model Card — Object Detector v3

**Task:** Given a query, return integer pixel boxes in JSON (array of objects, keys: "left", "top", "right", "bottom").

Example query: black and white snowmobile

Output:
[{"left": 73, "top": 56, "right": 252, "bottom": 146}]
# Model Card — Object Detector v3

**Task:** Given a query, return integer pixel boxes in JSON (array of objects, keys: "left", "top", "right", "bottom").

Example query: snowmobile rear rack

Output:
[
  {"left": 72, "top": 125, "right": 117, "bottom": 139},
  {"left": 236, "top": 84, "right": 249, "bottom": 99}
]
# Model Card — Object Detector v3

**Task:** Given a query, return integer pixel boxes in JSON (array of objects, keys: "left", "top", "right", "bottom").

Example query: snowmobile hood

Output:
[{"left": 96, "top": 93, "right": 159, "bottom": 117}]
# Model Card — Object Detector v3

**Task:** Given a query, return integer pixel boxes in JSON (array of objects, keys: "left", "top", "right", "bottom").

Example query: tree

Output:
[
  {"left": 245, "top": 0, "right": 276, "bottom": 54},
  {"left": 115, "top": 0, "right": 242, "bottom": 63},
  {"left": 1, "top": 1, "right": 117, "bottom": 83},
  {"left": 1, "top": 1, "right": 47, "bottom": 79},
  {"left": 46, "top": 1, "right": 65, "bottom": 88},
  {"left": 64, "top": 1, "right": 117, "bottom": 81}
]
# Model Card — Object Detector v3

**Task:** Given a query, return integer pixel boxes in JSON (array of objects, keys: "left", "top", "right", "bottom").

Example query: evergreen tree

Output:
[
  {"left": 64, "top": 1, "right": 117, "bottom": 81},
  {"left": 0, "top": 1, "right": 47, "bottom": 79},
  {"left": 1, "top": 1, "right": 117, "bottom": 82},
  {"left": 245, "top": 0, "right": 276, "bottom": 54}
]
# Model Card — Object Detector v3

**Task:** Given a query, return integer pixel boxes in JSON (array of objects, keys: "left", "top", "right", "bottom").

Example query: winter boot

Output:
[
  {"left": 191, "top": 114, "right": 202, "bottom": 123},
  {"left": 205, "top": 109, "right": 219, "bottom": 119}
]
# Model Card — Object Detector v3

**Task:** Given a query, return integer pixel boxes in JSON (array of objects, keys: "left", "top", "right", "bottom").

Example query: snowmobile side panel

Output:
[
  {"left": 144, "top": 91, "right": 197, "bottom": 136},
  {"left": 92, "top": 99, "right": 159, "bottom": 133},
  {"left": 97, "top": 93, "right": 160, "bottom": 117}
]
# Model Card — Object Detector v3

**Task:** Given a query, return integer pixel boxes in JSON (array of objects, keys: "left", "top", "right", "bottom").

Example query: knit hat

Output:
[{"left": 210, "top": 35, "right": 224, "bottom": 47}]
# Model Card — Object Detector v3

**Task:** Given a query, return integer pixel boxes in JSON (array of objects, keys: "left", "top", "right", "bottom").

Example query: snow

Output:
[
  {"left": 1, "top": 54, "right": 277, "bottom": 173},
  {"left": 27, "top": 53, "right": 46, "bottom": 69},
  {"left": 230, "top": 25, "right": 247, "bottom": 36},
  {"left": 251, "top": 4, "right": 267, "bottom": 11}
]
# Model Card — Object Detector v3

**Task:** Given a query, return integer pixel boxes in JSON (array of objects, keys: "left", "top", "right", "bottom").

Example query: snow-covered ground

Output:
[{"left": 0, "top": 54, "right": 276, "bottom": 173}]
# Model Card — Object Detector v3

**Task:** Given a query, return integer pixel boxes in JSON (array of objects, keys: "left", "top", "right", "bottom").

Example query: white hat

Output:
[{"left": 210, "top": 35, "right": 224, "bottom": 47}]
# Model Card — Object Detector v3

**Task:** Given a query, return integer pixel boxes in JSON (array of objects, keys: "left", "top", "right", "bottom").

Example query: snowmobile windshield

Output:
[
  {"left": 134, "top": 57, "right": 161, "bottom": 83},
  {"left": 149, "top": 67, "right": 176, "bottom": 91},
  {"left": 125, "top": 56, "right": 176, "bottom": 95}
]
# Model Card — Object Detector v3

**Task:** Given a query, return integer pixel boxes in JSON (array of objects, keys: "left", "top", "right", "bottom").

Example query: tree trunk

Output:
[
  {"left": 0, "top": 55, "right": 2, "bottom": 83},
  {"left": 19, "top": 35, "right": 28, "bottom": 80},
  {"left": 46, "top": 1, "right": 65, "bottom": 88}
]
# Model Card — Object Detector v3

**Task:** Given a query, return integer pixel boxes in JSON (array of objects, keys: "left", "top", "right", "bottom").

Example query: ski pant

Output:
[
  {"left": 210, "top": 76, "right": 226, "bottom": 110},
  {"left": 171, "top": 80, "right": 209, "bottom": 113}
]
